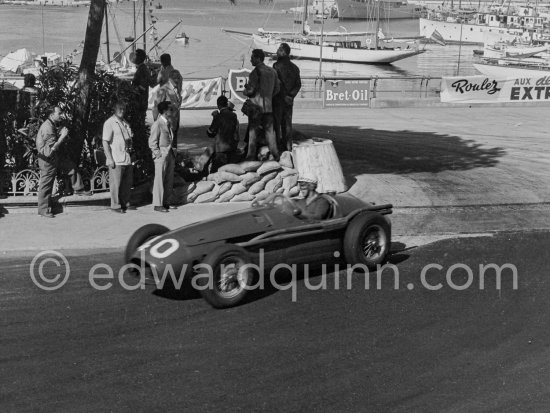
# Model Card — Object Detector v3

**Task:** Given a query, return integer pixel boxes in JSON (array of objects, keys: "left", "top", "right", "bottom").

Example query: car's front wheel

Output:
[
  {"left": 198, "top": 244, "right": 253, "bottom": 309},
  {"left": 125, "top": 224, "right": 170, "bottom": 263},
  {"left": 343, "top": 213, "right": 391, "bottom": 269}
]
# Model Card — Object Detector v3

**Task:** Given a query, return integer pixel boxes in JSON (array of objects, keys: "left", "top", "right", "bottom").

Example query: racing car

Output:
[{"left": 125, "top": 193, "right": 392, "bottom": 309}]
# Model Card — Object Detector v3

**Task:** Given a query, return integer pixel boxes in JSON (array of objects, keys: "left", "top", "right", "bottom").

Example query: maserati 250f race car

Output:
[{"left": 125, "top": 193, "right": 393, "bottom": 308}]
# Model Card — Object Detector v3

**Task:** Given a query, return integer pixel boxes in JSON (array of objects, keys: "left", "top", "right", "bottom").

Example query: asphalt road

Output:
[{"left": 2, "top": 231, "right": 550, "bottom": 412}]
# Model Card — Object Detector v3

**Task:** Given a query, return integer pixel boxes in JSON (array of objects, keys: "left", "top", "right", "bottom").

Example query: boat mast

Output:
[
  {"left": 143, "top": 0, "right": 147, "bottom": 51},
  {"left": 375, "top": 0, "right": 380, "bottom": 50},
  {"left": 133, "top": 0, "right": 137, "bottom": 52},
  {"left": 318, "top": 0, "right": 325, "bottom": 77},
  {"left": 302, "top": 0, "right": 309, "bottom": 35},
  {"left": 105, "top": 2, "right": 111, "bottom": 63}
]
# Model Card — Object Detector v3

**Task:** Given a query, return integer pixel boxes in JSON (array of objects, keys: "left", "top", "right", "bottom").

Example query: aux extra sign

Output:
[
  {"left": 441, "top": 75, "right": 550, "bottom": 103},
  {"left": 324, "top": 79, "right": 370, "bottom": 108}
]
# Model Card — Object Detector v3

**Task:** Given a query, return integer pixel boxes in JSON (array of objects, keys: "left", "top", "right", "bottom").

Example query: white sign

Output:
[{"left": 441, "top": 75, "right": 550, "bottom": 103}]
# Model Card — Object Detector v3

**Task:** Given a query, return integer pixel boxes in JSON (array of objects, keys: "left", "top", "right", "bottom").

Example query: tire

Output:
[
  {"left": 198, "top": 244, "right": 253, "bottom": 309},
  {"left": 343, "top": 213, "right": 391, "bottom": 269},
  {"left": 125, "top": 224, "right": 170, "bottom": 263}
]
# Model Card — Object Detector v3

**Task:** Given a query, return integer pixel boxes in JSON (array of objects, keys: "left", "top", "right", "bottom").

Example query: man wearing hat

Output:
[
  {"left": 293, "top": 176, "right": 331, "bottom": 220},
  {"left": 206, "top": 95, "right": 240, "bottom": 173}
]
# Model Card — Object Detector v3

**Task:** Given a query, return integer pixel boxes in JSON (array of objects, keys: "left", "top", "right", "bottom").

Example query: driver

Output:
[{"left": 293, "top": 176, "right": 331, "bottom": 220}]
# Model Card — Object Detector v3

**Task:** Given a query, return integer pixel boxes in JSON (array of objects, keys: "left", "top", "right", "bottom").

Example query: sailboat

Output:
[{"left": 250, "top": 0, "right": 425, "bottom": 64}]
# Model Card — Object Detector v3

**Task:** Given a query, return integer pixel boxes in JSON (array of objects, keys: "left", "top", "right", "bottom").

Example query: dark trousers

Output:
[
  {"left": 247, "top": 113, "right": 279, "bottom": 161},
  {"left": 273, "top": 100, "right": 294, "bottom": 153},
  {"left": 109, "top": 164, "right": 133, "bottom": 210},
  {"left": 37, "top": 158, "right": 57, "bottom": 215}
]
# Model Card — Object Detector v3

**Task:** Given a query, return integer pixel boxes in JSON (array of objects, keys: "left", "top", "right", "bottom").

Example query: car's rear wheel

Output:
[
  {"left": 343, "top": 213, "right": 391, "bottom": 269},
  {"left": 198, "top": 244, "right": 253, "bottom": 309},
  {"left": 125, "top": 224, "right": 170, "bottom": 263}
]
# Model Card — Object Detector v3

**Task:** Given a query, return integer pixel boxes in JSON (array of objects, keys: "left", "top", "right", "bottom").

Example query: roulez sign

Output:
[
  {"left": 441, "top": 75, "right": 550, "bottom": 103},
  {"left": 324, "top": 79, "right": 370, "bottom": 107}
]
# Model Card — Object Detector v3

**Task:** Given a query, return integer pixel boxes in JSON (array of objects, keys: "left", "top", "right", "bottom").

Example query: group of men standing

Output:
[
  {"left": 243, "top": 43, "right": 301, "bottom": 162},
  {"left": 35, "top": 44, "right": 302, "bottom": 217}
]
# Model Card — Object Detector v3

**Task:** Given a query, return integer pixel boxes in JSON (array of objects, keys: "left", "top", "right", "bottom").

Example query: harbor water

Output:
[{"left": 0, "top": 0, "right": 478, "bottom": 79}]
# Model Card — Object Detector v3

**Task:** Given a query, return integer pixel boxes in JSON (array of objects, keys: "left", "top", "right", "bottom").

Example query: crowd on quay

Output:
[{"left": 32, "top": 43, "right": 328, "bottom": 219}]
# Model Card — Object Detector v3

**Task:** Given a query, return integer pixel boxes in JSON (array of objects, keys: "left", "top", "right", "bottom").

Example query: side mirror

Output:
[{"left": 293, "top": 208, "right": 301, "bottom": 216}]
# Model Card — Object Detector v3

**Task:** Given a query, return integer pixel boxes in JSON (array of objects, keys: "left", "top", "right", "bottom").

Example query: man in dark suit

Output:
[
  {"left": 273, "top": 43, "right": 301, "bottom": 152},
  {"left": 149, "top": 101, "right": 177, "bottom": 212},
  {"left": 244, "top": 49, "right": 280, "bottom": 161},
  {"left": 207, "top": 95, "right": 240, "bottom": 173}
]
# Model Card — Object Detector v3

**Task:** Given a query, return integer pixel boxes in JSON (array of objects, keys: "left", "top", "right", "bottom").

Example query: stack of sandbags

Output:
[{"left": 185, "top": 151, "right": 301, "bottom": 204}]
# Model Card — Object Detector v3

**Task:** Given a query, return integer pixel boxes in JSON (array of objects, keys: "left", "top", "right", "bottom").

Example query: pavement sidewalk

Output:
[{"left": 1, "top": 105, "right": 550, "bottom": 255}]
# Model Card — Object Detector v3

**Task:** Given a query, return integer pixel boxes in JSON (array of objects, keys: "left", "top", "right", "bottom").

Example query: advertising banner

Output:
[
  {"left": 149, "top": 77, "right": 223, "bottom": 109},
  {"left": 441, "top": 75, "right": 550, "bottom": 103},
  {"left": 324, "top": 79, "right": 370, "bottom": 108}
]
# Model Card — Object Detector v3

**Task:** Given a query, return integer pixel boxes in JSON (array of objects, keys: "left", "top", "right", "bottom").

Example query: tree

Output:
[{"left": 71, "top": 0, "right": 106, "bottom": 164}]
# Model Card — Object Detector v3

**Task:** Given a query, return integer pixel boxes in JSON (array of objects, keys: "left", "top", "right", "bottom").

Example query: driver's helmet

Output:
[{"left": 297, "top": 175, "right": 318, "bottom": 187}]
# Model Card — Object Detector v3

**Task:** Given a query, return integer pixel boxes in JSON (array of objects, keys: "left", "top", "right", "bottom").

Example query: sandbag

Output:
[
  {"left": 218, "top": 181, "right": 233, "bottom": 196},
  {"left": 261, "top": 171, "right": 278, "bottom": 182},
  {"left": 257, "top": 160, "right": 281, "bottom": 175},
  {"left": 217, "top": 190, "right": 235, "bottom": 203},
  {"left": 190, "top": 180, "right": 215, "bottom": 197},
  {"left": 280, "top": 167, "right": 298, "bottom": 178},
  {"left": 248, "top": 180, "right": 266, "bottom": 195},
  {"left": 231, "top": 192, "right": 255, "bottom": 202},
  {"left": 282, "top": 174, "right": 298, "bottom": 191},
  {"left": 279, "top": 151, "right": 294, "bottom": 169},
  {"left": 218, "top": 163, "right": 246, "bottom": 175},
  {"left": 239, "top": 160, "right": 262, "bottom": 173},
  {"left": 195, "top": 191, "right": 219, "bottom": 203},
  {"left": 241, "top": 172, "right": 261, "bottom": 188},
  {"left": 230, "top": 183, "right": 247, "bottom": 196},
  {"left": 265, "top": 175, "right": 283, "bottom": 193},
  {"left": 207, "top": 171, "right": 242, "bottom": 184},
  {"left": 288, "top": 185, "right": 300, "bottom": 197},
  {"left": 254, "top": 190, "right": 270, "bottom": 202}
]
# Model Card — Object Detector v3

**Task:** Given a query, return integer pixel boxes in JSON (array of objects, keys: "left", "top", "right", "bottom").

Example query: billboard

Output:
[
  {"left": 324, "top": 79, "right": 370, "bottom": 107},
  {"left": 441, "top": 75, "right": 550, "bottom": 103}
]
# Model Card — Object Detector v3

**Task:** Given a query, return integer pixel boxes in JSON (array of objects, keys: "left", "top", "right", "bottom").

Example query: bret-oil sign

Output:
[
  {"left": 324, "top": 79, "right": 370, "bottom": 107},
  {"left": 441, "top": 75, "right": 550, "bottom": 103}
]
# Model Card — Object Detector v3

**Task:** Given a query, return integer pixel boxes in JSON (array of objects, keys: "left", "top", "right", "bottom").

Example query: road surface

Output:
[{"left": 2, "top": 230, "right": 549, "bottom": 412}]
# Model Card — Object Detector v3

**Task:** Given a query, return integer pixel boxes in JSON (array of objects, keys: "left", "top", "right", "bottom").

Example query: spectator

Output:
[
  {"left": 149, "top": 101, "right": 177, "bottom": 212},
  {"left": 36, "top": 106, "right": 89, "bottom": 218},
  {"left": 102, "top": 101, "right": 135, "bottom": 214},
  {"left": 206, "top": 95, "right": 240, "bottom": 173},
  {"left": 273, "top": 43, "right": 301, "bottom": 152},
  {"left": 131, "top": 49, "right": 150, "bottom": 121},
  {"left": 244, "top": 48, "right": 280, "bottom": 161},
  {"left": 153, "top": 64, "right": 182, "bottom": 148}
]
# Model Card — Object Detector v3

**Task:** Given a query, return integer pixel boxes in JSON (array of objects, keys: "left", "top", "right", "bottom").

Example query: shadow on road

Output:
[{"left": 182, "top": 123, "right": 506, "bottom": 190}]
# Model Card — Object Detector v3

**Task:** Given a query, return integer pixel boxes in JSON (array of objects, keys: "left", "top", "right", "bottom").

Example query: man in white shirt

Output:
[{"left": 102, "top": 101, "right": 134, "bottom": 213}]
